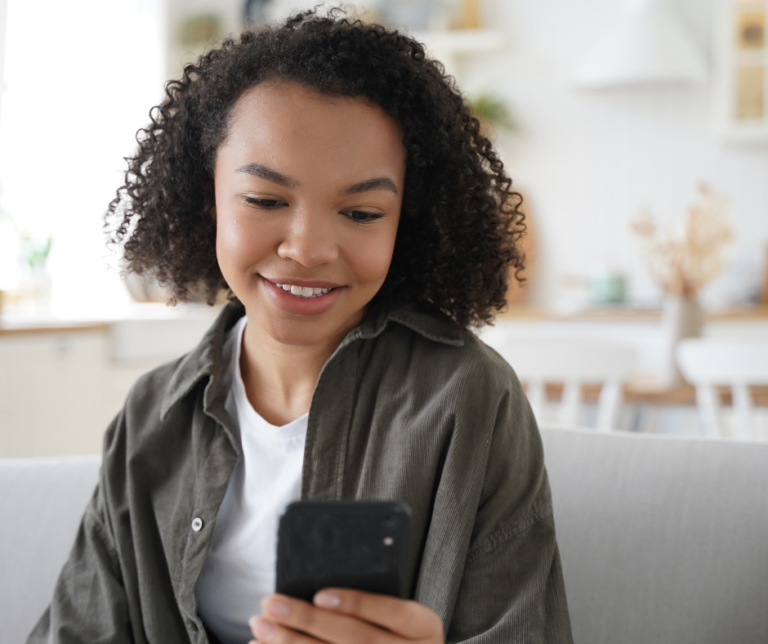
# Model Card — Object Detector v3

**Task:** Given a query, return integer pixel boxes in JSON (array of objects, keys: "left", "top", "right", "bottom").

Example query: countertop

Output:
[
  {"left": 3, "top": 304, "right": 767, "bottom": 335},
  {"left": 0, "top": 303, "right": 222, "bottom": 336}
]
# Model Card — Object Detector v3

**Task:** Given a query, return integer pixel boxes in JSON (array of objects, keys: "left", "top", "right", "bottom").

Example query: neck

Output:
[{"left": 238, "top": 317, "right": 351, "bottom": 427}]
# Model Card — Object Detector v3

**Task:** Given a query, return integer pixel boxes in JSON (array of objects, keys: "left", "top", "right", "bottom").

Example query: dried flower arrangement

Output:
[{"left": 631, "top": 184, "right": 733, "bottom": 298}]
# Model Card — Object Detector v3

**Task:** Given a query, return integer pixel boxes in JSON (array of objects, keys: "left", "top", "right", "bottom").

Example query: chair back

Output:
[
  {"left": 482, "top": 328, "right": 635, "bottom": 430},
  {"left": 0, "top": 455, "right": 100, "bottom": 643},
  {"left": 677, "top": 338, "right": 768, "bottom": 439}
]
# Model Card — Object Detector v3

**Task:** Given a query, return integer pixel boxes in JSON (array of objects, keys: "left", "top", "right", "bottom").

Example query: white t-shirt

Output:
[{"left": 195, "top": 315, "right": 308, "bottom": 644}]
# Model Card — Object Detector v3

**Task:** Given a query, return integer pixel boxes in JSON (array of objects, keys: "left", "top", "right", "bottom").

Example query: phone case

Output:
[{"left": 276, "top": 501, "right": 411, "bottom": 601}]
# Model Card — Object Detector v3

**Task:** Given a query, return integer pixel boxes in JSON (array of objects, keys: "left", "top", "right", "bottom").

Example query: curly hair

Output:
[{"left": 106, "top": 8, "right": 526, "bottom": 328}]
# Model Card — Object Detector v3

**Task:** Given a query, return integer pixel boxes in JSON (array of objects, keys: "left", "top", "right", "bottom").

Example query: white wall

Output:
[
  {"left": 0, "top": 0, "right": 8, "bottom": 123},
  {"left": 458, "top": 0, "right": 768, "bottom": 308}
]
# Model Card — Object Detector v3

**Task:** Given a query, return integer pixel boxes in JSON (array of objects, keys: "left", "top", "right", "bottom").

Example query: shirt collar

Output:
[{"left": 160, "top": 299, "right": 465, "bottom": 420}]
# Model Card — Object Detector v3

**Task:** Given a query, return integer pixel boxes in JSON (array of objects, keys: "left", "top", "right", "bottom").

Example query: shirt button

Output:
[{"left": 191, "top": 517, "right": 204, "bottom": 532}]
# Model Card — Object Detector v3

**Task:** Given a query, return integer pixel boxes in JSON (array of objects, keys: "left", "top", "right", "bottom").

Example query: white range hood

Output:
[{"left": 573, "top": 0, "right": 708, "bottom": 89}]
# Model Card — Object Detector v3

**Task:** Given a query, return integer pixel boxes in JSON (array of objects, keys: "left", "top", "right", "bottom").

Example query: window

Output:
[{"left": 0, "top": 0, "right": 165, "bottom": 318}]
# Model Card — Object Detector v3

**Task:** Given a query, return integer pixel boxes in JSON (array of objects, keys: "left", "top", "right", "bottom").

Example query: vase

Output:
[{"left": 660, "top": 295, "right": 703, "bottom": 388}]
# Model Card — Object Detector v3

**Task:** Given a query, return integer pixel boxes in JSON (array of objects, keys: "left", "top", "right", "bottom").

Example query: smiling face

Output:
[{"left": 213, "top": 81, "right": 406, "bottom": 349}]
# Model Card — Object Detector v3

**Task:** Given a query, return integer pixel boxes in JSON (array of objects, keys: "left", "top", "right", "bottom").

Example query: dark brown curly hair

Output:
[{"left": 105, "top": 8, "right": 525, "bottom": 328}]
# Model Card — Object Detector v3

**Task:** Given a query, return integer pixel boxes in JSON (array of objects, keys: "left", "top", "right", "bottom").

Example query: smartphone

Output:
[{"left": 275, "top": 500, "right": 411, "bottom": 602}]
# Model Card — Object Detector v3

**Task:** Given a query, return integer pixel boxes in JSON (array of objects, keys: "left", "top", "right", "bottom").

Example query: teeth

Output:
[{"left": 274, "top": 282, "right": 332, "bottom": 298}]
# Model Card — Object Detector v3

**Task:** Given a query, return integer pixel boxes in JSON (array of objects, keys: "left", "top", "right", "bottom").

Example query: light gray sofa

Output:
[{"left": 2, "top": 428, "right": 768, "bottom": 643}]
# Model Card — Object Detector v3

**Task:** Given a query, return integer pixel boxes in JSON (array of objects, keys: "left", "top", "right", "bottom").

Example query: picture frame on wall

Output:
[{"left": 716, "top": 0, "right": 768, "bottom": 142}]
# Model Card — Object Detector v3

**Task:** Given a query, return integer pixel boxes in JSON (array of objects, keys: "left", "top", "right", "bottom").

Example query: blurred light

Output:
[
  {"left": 573, "top": 0, "right": 708, "bottom": 89},
  {"left": 0, "top": 0, "right": 165, "bottom": 319}
]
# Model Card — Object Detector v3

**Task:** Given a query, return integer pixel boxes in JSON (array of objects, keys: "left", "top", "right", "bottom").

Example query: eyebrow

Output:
[
  {"left": 343, "top": 177, "right": 398, "bottom": 196},
  {"left": 236, "top": 163, "right": 398, "bottom": 196},
  {"left": 236, "top": 163, "right": 297, "bottom": 188}
]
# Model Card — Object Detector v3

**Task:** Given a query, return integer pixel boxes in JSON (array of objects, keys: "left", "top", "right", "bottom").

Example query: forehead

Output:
[{"left": 217, "top": 81, "right": 406, "bottom": 180}]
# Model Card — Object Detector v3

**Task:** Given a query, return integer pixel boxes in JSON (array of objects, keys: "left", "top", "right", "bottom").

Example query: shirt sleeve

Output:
[
  {"left": 25, "top": 416, "right": 134, "bottom": 644},
  {"left": 445, "top": 380, "right": 574, "bottom": 644}
]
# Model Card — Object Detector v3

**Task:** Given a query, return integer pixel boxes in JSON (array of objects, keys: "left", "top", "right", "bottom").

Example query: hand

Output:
[{"left": 249, "top": 589, "right": 444, "bottom": 644}]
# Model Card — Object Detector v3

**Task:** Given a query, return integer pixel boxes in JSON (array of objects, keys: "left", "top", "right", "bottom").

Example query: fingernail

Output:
[
  {"left": 250, "top": 617, "right": 275, "bottom": 639},
  {"left": 264, "top": 596, "right": 290, "bottom": 617},
  {"left": 314, "top": 591, "right": 341, "bottom": 608}
]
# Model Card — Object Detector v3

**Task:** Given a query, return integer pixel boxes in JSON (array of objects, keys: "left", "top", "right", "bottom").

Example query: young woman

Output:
[{"left": 28, "top": 10, "right": 572, "bottom": 644}]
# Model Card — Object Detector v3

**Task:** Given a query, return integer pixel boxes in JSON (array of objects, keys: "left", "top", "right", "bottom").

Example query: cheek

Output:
[
  {"left": 348, "top": 226, "right": 399, "bottom": 287},
  {"left": 215, "top": 210, "right": 274, "bottom": 274}
]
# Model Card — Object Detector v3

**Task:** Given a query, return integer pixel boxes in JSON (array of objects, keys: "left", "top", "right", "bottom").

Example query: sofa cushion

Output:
[
  {"left": 541, "top": 427, "right": 768, "bottom": 644},
  {"left": 5, "top": 431, "right": 768, "bottom": 644}
]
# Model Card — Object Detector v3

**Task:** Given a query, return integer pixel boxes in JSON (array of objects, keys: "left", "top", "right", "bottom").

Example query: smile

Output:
[{"left": 274, "top": 283, "right": 334, "bottom": 299}]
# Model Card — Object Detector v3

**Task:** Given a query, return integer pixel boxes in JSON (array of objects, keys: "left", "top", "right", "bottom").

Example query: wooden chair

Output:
[
  {"left": 481, "top": 328, "right": 636, "bottom": 431},
  {"left": 676, "top": 338, "right": 768, "bottom": 440}
]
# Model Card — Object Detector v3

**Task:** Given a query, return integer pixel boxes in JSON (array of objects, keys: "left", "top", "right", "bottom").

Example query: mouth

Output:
[
  {"left": 273, "top": 282, "right": 337, "bottom": 299},
  {"left": 260, "top": 277, "right": 345, "bottom": 315}
]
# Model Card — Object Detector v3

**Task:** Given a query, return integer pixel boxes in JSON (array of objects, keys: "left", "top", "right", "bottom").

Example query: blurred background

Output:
[{"left": 1, "top": 0, "right": 767, "bottom": 456}]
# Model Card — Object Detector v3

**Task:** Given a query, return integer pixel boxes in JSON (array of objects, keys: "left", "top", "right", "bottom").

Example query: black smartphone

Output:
[{"left": 275, "top": 500, "right": 411, "bottom": 602}]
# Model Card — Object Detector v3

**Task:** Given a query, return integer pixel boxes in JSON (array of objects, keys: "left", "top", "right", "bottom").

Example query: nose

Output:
[{"left": 277, "top": 206, "right": 339, "bottom": 267}]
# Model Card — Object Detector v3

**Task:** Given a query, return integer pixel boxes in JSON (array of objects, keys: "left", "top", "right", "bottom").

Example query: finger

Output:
[
  {"left": 249, "top": 615, "right": 322, "bottom": 644},
  {"left": 313, "top": 589, "right": 443, "bottom": 640},
  {"left": 260, "top": 594, "right": 398, "bottom": 644}
]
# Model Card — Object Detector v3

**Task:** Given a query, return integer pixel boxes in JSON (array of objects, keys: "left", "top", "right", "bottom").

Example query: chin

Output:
[
  {"left": 270, "top": 326, "right": 327, "bottom": 347},
  {"left": 260, "top": 314, "right": 342, "bottom": 347}
]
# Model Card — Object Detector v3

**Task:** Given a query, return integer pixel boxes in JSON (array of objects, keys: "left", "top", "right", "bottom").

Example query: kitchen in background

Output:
[{"left": 1, "top": 0, "right": 767, "bottom": 456}]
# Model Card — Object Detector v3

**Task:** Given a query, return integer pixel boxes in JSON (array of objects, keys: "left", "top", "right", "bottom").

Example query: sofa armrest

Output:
[{"left": 0, "top": 455, "right": 100, "bottom": 643}]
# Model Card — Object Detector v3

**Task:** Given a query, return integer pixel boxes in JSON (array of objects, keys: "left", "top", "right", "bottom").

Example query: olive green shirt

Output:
[{"left": 28, "top": 301, "right": 573, "bottom": 643}]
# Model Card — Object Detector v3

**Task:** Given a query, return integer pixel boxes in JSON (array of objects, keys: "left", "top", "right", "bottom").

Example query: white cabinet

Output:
[
  {"left": 0, "top": 318, "right": 218, "bottom": 458},
  {"left": 0, "top": 331, "right": 157, "bottom": 457},
  {"left": 0, "top": 306, "right": 219, "bottom": 458},
  {"left": 1, "top": 332, "right": 110, "bottom": 457},
  {"left": 716, "top": 0, "right": 768, "bottom": 142}
]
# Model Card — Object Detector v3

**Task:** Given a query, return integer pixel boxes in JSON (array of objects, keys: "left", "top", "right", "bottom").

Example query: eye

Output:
[
  {"left": 342, "top": 210, "right": 384, "bottom": 223},
  {"left": 244, "top": 197, "right": 286, "bottom": 209}
]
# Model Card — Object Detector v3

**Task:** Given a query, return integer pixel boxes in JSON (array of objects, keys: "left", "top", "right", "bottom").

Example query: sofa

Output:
[{"left": 2, "top": 427, "right": 767, "bottom": 643}]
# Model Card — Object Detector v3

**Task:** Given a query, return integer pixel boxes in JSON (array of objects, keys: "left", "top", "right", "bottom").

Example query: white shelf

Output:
[
  {"left": 413, "top": 29, "right": 505, "bottom": 54},
  {"left": 411, "top": 29, "right": 505, "bottom": 82}
]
